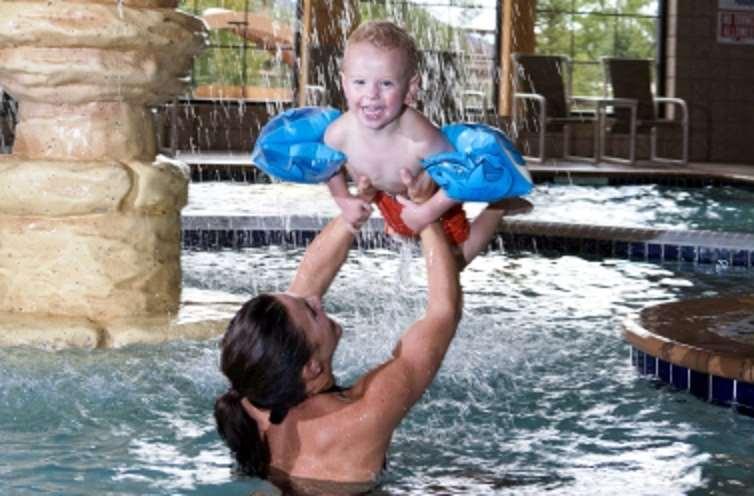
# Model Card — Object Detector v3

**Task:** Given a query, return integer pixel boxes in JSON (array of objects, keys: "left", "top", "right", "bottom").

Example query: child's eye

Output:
[
  {"left": 353, "top": 79, "right": 365, "bottom": 85},
  {"left": 381, "top": 81, "right": 394, "bottom": 88}
]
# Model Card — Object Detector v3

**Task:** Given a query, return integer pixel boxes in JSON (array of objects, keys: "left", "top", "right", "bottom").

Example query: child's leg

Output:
[{"left": 460, "top": 197, "right": 534, "bottom": 268}]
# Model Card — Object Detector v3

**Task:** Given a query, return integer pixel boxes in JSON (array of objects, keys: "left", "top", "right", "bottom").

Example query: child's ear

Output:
[{"left": 405, "top": 73, "right": 420, "bottom": 106}]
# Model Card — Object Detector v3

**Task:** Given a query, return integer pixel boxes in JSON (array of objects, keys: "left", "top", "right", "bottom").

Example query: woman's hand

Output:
[
  {"left": 355, "top": 175, "right": 377, "bottom": 204},
  {"left": 400, "top": 168, "right": 436, "bottom": 204}
]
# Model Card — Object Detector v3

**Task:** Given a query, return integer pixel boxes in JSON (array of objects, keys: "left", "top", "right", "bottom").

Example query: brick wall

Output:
[{"left": 668, "top": 0, "right": 754, "bottom": 163}]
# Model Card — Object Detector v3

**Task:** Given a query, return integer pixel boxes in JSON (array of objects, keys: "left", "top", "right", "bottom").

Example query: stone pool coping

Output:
[
  {"left": 623, "top": 295, "right": 754, "bottom": 409},
  {"left": 623, "top": 296, "right": 754, "bottom": 383}
]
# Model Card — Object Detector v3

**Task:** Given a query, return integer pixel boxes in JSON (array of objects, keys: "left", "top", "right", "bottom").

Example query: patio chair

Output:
[
  {"left": 511, "top": 53, "right": 601, "bottom": 163},
  {"left": 601, "top": 57, "right": 689, "bottom": 165}
]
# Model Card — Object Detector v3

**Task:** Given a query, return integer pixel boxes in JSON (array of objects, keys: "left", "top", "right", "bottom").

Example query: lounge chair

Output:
[
  {"left": 511, "top": 53, "right": 601, "bottom": 163},
  {"left": 601, "top": 57, "right": 689, "bottom": 165}
]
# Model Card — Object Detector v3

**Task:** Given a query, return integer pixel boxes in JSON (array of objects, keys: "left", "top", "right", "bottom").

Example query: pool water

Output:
[
  {"left": 526, "top": 182, "right": 754, "bottom": 233},
  {"left": 185, "top": 182, "right": 754, "bottom": 234},
  {"left": 2, "top": 246, "right": 754, "bottom": 495}
]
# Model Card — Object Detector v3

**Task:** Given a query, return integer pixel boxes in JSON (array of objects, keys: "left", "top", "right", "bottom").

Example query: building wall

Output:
[{"left": 668, "top": 0, "right": 754, "bottom": 163}]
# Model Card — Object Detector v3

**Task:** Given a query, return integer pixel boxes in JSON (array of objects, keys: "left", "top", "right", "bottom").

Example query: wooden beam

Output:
[{"left": 498, "top": 0, "right": 536, "bottom": 116}]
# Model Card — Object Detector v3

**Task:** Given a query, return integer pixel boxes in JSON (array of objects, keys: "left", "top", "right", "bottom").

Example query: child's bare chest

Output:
[{"left": 342, "top": 140, "right": 423, "bottom": 194}]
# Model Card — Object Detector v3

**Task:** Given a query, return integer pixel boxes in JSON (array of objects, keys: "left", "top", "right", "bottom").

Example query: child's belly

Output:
[{"left": 346, "top": 161, "right": 422, "bottom": 195}]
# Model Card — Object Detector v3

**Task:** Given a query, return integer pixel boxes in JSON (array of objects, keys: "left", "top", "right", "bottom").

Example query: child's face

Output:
[{"left": 341, "top": 42, "right": 418, "bottom": 130}]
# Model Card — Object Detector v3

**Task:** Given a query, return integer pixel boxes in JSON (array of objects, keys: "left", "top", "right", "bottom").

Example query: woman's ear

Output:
[
  {"left": 302, "top": 358, "right": 323, "bottom": 382},
  {"left": 241, "top": 397, "right": 271, "bottom": 434}
]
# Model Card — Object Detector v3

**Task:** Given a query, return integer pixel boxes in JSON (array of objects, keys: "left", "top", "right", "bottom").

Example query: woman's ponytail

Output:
[
  {"left": 214, "top": 389, "right": 270, "bottom": 477},
  {"left": 215, "top": 294, "right": 314, "bottom": 478}
]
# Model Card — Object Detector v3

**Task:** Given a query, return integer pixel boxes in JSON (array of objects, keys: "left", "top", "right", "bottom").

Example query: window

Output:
[
  {"left": 178, "top": 0, "right": 296, "bottom": 101},
  {"left": 177, "top": 0, "right": 499, "bottom": 108},
  {"left": 535, "top": 0, "right": 660, "bottom": 96}
]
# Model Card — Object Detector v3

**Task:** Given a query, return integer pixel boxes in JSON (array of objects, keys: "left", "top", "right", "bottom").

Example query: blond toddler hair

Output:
[{"left": 346, "top": 20, "right": 419, "bottom": 77}]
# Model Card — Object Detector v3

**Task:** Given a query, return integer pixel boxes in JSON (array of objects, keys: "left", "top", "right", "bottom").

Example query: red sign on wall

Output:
[{"left": 718, "top": 10, "right": 754, "bottom": 44}]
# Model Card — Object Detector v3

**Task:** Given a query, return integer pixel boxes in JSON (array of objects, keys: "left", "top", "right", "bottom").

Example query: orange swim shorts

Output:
[{"left": 373, "top": 191, "right": 470, "bottom": 245}]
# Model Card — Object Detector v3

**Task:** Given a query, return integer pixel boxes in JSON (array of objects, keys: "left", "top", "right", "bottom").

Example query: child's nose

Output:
[{"left": 366, "top": 83, "right": 380, "bottom": 98}]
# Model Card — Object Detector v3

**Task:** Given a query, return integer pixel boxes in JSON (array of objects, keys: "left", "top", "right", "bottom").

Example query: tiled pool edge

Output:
[
  {"left": 182, "top": 216, "right": 754, "bottom": 267},
  {"left": 623, "top": 311, "right": 754, "bottom": 412}
]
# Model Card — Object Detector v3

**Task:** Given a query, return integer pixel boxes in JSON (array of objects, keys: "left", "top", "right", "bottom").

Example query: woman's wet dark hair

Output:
[{"left": 214, "top": 293, "right": 313, "bottom": 478}]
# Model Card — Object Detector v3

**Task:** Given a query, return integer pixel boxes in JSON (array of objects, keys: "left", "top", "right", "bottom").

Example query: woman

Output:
[{"left": 214, "top": 179, "right": 464, "bottom": 488}]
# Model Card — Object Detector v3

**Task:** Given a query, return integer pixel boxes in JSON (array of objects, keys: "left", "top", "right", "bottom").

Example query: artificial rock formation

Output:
[{"left": 0, "top": 1, "right": 227, "bottom": 347}]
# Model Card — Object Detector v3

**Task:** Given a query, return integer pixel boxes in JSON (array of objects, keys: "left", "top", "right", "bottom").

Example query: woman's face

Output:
[{"left": 276, "top": 293, "right": 342, "bottom": 380}]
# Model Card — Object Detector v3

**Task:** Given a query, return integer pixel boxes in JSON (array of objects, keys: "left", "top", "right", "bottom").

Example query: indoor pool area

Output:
[
  {"left": 4, "top": 170, "right": 754, "bottom": 495},
  {"left": 1, "top": 0, "right": 754, "bottom": 495},
  {"left": 3, "top": 238, "right": 754, "bottom": 495}
]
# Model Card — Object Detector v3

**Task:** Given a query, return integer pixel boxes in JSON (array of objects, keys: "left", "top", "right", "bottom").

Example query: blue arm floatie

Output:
[
  {"left": 422, "top": 123, "right": 533, "bottom": 202},
  {"left": 251, "top": 106, "right": 346, "bottom": 183}
]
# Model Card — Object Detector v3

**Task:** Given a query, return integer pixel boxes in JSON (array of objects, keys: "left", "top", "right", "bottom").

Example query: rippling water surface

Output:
[
  {"left": 2, "top": 246, "right": 754, "bottom": 495},
  {"left": 185, "top": 182, "right": 754, "bottom": 234}
]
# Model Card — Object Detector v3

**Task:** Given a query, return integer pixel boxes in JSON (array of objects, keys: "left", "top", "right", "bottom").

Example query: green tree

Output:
[
  {"left": 179, "top": 0, "right": 296, "bottom": 93},
  {"left": 535, "top": 0, "right": 658, "bottom": 95}
]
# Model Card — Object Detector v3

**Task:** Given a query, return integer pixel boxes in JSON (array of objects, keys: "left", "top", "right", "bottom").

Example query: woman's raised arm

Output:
[
  {"left": 348, "top": 219, "right": 462, "bottom": 438},
  {"left": 287, "top": 216, "right": 355, "bottom": 299}
]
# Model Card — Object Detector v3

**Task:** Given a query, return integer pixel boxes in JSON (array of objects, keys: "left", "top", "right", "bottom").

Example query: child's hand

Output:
[
  {"left": 396, "top": 197, "right": 434, "bottom": 233},
  {"left": 335, "top": 194, "right": 372, "bottom": 231},
  {"left": 397, "top": 169, "right": 437, "bottom": 233}
]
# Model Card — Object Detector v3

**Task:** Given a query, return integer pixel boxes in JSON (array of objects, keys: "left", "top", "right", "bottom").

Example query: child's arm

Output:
[
  {"left": 326, "top": 169, "right": 372, "bottom": 230},
  {"left": 396, "top": 168, "right": 458, "bottom": 233}
]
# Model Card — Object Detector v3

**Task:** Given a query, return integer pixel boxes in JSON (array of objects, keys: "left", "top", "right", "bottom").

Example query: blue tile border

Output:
[
  {"left": 671, "top": 364, "right": 689, "bottom": 390},
  {"left": 647, "top": 243, "right": 662, "bottom": 261},
  {"left": 663, "top": 244, "right": 679, "bottom": 262},
  {"left": 658, "top": 359, "right": 671, "bottom": 383},
  {"left": 681, "top": 246, "right": 697, "bottom": 263},
  {"left": 733, "top": 250, "right": 749, "bottom": 267},
  {"left": 711, "top": 376, "right": 734, "bottom": 405},
  {"left": 630, "top": 345, "right": 754, "bottom": 415},
  {"left": 180, "top": 216, "right": 754, "bottom": 266}
]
